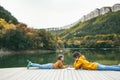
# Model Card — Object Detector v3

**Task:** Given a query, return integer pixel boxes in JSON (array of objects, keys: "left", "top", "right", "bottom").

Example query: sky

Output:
[{"left": 0, "top": 0, "right": 120, "bottom": 29}]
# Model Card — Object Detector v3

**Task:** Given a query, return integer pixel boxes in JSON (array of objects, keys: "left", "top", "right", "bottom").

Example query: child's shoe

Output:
[{"left": 27, "top": 60, "right": 32, "bottom": 69}]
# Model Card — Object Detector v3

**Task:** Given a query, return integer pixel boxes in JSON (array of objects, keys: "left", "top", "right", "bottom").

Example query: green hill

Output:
[
  {"left": 58, "top": 11, "right": 120, "bottom": 39},
  {"left": 0, "top": 5, "right": 18, "bottom": 24}
]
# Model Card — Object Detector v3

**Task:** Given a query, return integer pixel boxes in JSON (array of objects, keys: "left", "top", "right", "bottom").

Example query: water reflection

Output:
[
  {"left": 0, "top": 48, "right": 120, "bottom": 68},
  {"left": 63, "top": 48, "right": 120, "bottom": 65}
]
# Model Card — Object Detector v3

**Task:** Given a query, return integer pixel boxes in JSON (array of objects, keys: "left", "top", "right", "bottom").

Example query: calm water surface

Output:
[{"left": 0, "top": 48, "right": 120, "bottom": 68}]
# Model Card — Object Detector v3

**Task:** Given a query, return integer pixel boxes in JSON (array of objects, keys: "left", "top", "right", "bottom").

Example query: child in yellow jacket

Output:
[{"left": 73, "top": 51, "right": 120, "bottom": 71}]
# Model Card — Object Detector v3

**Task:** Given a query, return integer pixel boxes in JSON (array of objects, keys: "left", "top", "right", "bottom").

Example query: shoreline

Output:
[{"left": 0, "top": 49, "right": 55, "bottom": 57}]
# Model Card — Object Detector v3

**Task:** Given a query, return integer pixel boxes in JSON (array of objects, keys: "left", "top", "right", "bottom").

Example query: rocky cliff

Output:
[
  {"left": 47, "top": 3, "right": 120, "bottom": 31},
  {"left": 80, "top": 3, "right": 120, "bottom": 22}
]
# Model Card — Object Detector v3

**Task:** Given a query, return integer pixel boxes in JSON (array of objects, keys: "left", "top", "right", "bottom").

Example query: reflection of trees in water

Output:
[
  {"left": 0, "top": 49, "right": 119, "bottom": 68},
  {"left": 69, "top": 48, "right": 120, "bottom": 61}
]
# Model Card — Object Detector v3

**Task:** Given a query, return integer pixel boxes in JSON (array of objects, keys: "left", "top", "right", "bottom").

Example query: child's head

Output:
[
  {"left": 57, "top": 54, "right": 64, "bottom": 61},
  {"left": 73, "top": 51, "right": 81, "bottom": 58}
]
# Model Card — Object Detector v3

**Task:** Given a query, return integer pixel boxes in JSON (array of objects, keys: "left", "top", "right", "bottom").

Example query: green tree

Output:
[
  {"left": 0, "top": 5, "right": 18, "bottom": 24},
  {"left": 37, "top": 29, "right": 58, "bottom": 50},
  {"left": 1, "top": 29, "right": 30, "bottom": 51}
]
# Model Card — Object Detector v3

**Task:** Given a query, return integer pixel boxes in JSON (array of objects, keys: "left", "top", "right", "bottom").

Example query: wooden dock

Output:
[{"left": 0, "top": 67, "right": 120, "bottom": 80}]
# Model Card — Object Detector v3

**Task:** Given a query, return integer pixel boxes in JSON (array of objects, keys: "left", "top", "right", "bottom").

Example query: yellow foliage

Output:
[
  {"left": 96, "top": 40, "right": 105, "bottom": 43},
  {"left": 57, "top": 39, "right": 63, "bottom": 43},
  {"left": 9, "top": 23, "right": 16, "bottom": 30},
  {"left": 26, "top": 32, "right": 33, "bottom": 36},
  {"left": 0, "top": 18, "right": 7, "bottom": 28},
  {"left": 56, "top": 36, "right": 61, "bottom": 40},
  {"left": 67, "top": 40, "right": 72, "bottom": 45},
  {"left": 97, "top": 40, "right": 113, "bottom": 44},
  {"left": 74, "top": 40, "right": 81, "bottom": 45},
  {"left": 56, "top": 36, "right": 63, "bottom": 43},
  {"left": 0, "top": 18, "right": 16, "bottom": 30}
]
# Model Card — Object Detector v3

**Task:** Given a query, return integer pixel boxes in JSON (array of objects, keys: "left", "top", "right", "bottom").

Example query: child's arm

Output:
[{"left": 73, "top": 59, "right": 82, "bottom": 69}]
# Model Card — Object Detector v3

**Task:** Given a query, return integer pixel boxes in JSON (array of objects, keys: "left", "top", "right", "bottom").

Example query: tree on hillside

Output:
[
  {"left": 0, "top": 5, "right": 18, "bottom": 24},
  {"left": 1, "top": 29, "right": 30, "bottom": 50},
  {"left": 37, "top": 29, "right": 58, "bottom": 50}
]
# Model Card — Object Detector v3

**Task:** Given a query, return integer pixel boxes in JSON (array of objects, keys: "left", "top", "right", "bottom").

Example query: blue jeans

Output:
[
  {"left": 31, "top": 63, "right": 53, "bottom": 69},
  {"left": 97, "top": 63, "right": 120, "bottom": 71}
]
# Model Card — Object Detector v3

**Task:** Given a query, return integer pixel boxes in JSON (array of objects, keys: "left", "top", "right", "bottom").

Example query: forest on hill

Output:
[
  {"left": 0, "top": 5, "right": 63, "bottom": 51},
  {"left": 0, "top": 18, "right": 63, "bottom": 51},
  {"left": 53, "top": 11, "right": 120, "bottom": 48},
  {"left": 0, "top": 5, "right": 120, "bottom": 50}
]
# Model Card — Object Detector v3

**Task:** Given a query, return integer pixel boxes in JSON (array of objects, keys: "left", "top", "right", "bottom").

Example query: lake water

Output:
[
  {"left": 63, "top": 48, "right": 120, "bottom": 65},
  {"left": 0, "top": 48, "right": 120, "bottom": 68}
]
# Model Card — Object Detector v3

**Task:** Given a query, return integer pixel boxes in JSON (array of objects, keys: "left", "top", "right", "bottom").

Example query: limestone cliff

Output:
[
  {"left": 80, "top": 3, "right": 120, "bottom": 22},
  {"left": 47, "top": 3, "right": 120, "bottom": 31}
]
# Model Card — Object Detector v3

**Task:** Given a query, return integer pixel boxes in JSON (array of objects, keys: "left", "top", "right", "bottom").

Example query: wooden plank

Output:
[
  {"left": 40, "top": 69, "right": 56, "bottom": 80},
  {"left": 32, "top": 69, "right": 49, "bottom": 80},
  {"left": 20, "top": 68, "right": 42, "bottom": 80},
  {"left": 30, "top": 69, "right": 48, "bottom": 80},
  {"left": 0, "top": 68, "right": 24, "bottom": 80},
  {"left": 0, "top": 67, "right": 120, "bottom": 80},
  {"left": 70, "top": 69, "right": 79, "bottom": 80},
  {"left": 58, "top": 69, "right": 64, "bottom": 80},
  {"left": 51, "top": 69, "right": 61, "bottom": 80},
  {"left": 36, "top": 69, "right": 50, "bottom": 80}
]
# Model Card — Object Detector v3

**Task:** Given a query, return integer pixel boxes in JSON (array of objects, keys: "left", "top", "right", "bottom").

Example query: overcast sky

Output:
[{"left": 0, "top": 0, "right": 119, "bottom": 28}]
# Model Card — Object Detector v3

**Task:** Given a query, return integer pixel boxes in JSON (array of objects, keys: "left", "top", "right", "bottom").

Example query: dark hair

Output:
[
  {"left": 57, "top": 54, "right": 64, "bottom": 60},
  {"left": 73, "top": 51, "right": 81, "bottom": 58}
]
